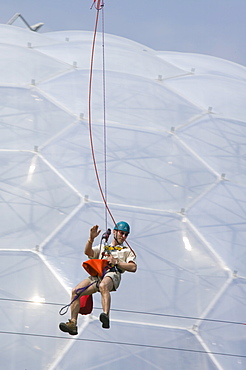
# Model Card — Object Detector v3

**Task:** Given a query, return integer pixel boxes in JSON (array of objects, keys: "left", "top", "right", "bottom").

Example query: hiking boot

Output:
[
  {"left": 59, "top": 319, "right": 78, "bottom": 335},
  {"left": 99, "top": 312, "right": 110, "bottom": 329}
]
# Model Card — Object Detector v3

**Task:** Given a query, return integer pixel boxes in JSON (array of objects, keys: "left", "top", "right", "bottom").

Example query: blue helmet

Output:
[{"left": 114, "top": 221, "right": 130, "bottom": 234}]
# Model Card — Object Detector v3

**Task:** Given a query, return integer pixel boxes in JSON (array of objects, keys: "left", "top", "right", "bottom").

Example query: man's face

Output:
[{"left": 113, "top": 229, "right": 128, "bottom": 244}]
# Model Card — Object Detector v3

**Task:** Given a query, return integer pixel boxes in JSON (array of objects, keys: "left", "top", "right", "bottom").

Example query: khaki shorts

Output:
[{"left": 87, "top": 270, "right": 121, "bottom": 291}]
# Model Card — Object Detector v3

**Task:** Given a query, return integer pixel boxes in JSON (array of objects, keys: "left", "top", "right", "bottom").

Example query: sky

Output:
[{"left": 1, "top": 0, "right": 246, "bottom": 66}]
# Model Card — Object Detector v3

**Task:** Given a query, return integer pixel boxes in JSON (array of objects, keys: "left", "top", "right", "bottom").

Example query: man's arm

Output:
[
  {"left": 84, "top": 225, "right": 101, "bottom": 258},
  {"left": 117, "top": 260, "right": 137, "bottom": 273},
  {"left": 107, "top": 254, "right": 137, "bottom": 272}
]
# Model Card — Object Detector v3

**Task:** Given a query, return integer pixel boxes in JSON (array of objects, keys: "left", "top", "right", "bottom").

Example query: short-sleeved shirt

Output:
[
  {"left": 87, "top": 243, "right": 136, "bottom": 290},
  {"left": 90, "top": 243, "right": 136, "bottom": 273}
]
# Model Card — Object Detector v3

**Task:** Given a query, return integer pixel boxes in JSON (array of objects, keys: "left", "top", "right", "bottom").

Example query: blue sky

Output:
[{"left": 1, "top": 0, "right": 246, "bottom": 66}]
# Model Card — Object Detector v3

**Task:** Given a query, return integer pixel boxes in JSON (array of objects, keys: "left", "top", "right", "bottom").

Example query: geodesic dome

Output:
[{"left": 0, "top": 23, "right": 246, "bottom": 370}]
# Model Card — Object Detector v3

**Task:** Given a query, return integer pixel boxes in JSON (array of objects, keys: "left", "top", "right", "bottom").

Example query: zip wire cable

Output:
[
  {"left": 1, "top": 330, "right": 245, "bottom": 359},
  {"left": 1, "top": 297, "right": 245, "bottom": 326}
]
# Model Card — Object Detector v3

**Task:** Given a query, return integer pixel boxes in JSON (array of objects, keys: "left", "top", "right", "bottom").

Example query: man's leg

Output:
[
  {"left": 59, "top": 278, "right": 98, "bottom": 335},
  {"left": 70, "top": 278, "right": 97, "bottom": 323},
  {"left": 99, "top": 276, "right": 114, "bottom": 329}
]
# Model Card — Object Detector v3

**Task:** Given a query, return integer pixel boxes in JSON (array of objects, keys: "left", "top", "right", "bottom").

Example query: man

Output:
[{"left": 59, "top": 221, "right": 137, "bottom": 335}]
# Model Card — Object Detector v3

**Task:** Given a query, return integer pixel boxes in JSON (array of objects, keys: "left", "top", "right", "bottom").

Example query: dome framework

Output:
[{"left": 0, "top": 23, "right": 246, "bottom": 369}]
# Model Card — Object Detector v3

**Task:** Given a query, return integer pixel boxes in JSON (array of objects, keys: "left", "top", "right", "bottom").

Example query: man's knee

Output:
[
  {"left": 72, "top": 287, "right": 78, "bottom": 297},
  {"left": 99, "top": 278, "right": 113, "bottom": 293},
  {"left": 99, "top": 281, "right": 107, "bottom": 293},
  {"left": 72, "top": 279, "right": 89, "bottom": 297}
]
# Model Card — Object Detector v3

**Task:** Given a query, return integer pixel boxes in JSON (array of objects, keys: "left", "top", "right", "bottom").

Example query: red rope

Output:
[
  {"left": 88, "top": 1, "right": 116, "bottom": 226},
  {"left": 88, "top": 2, "right": 136, "bottom": 257},
  {"left": 101, "top": 5, "right": 108, "bottom": 230},
  {"left": 91, "top": 0, "right": 104, "bottom": 10}
]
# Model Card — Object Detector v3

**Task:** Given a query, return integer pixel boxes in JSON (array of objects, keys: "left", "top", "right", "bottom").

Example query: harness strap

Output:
[
  {"left": 59, "top": 280, "right": 97, "bottom": 316},
  {"left": 59, "top": 259, "right": 110, "bottom": 315}
]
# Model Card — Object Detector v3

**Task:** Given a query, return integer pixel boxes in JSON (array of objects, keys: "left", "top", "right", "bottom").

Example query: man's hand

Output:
[
  {"left": 107, "top": 254, "right": 118, "bottom": 266},
  {"left": 85, "top": 225, "right": 101, "bottom": 258},
  {"left": 89, "top": 225, "right": 101, "bottom": 241},
  {"left": 107, "top": 256, "right": 137, "bottom": 273}
]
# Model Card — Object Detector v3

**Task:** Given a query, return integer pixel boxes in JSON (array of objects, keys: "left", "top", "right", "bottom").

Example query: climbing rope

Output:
[
  {"left": 90, "top": 0, "right": 104, "bottom": 10},
  {"left": 88, "top": 1, "right": 136, "bottom": 256},
  {"left": 101, "top": 3, "right": 108, "bottom": 230},
  {"left": 88, "top": 0, "right": 116, "bottom": 227}
]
